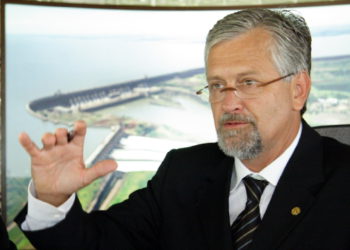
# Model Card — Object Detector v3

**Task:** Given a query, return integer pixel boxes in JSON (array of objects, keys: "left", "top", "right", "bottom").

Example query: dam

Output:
[{"left": 27, "top": 68, "right": 205, "bottom": 119}]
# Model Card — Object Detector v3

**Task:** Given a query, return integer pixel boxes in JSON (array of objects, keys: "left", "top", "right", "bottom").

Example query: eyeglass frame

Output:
[{"left": 196, "top": 72, "right": 295, "bottom": 103}]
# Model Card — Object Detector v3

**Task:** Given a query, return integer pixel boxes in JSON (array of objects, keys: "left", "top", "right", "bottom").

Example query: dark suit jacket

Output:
[
  {"left": 0, "top": 217, "right": 17, "bottom": 250},
  {"left": 16, "top": 121, "right": 350, "bottom": 250}
]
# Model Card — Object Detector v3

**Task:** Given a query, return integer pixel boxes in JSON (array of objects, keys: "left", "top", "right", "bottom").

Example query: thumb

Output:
[{"left": 83, "top": 159, "right": 118, "bottom": 186}]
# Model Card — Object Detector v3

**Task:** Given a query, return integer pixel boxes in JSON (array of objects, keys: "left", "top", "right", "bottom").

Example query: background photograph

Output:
[{"left": 4, "top": 3, "right": 350, "bottom": 248}]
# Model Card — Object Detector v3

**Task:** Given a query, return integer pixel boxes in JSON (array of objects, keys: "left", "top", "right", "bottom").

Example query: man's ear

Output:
[{"left": 291, "top": 71, "right": 311, "bottom": 112}]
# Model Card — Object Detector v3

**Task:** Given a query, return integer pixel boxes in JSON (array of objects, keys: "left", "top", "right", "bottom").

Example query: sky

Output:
[{"left": 5, "top": 5, "right": 226, "bottom": 39}]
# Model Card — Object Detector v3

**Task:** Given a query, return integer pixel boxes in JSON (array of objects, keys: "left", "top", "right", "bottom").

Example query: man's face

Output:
[{"left": 207, "top": 28, "right": 303, "bottom": 162}]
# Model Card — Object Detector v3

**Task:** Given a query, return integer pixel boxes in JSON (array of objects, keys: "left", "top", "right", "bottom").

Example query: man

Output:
[{"left": 16, "top": 8, "right": 350, "bottom": 250}]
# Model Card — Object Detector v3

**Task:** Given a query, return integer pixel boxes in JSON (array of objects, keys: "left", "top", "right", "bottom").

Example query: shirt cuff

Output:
[{"left": 21, "top": 180, "right": 76, "bottom": 231}]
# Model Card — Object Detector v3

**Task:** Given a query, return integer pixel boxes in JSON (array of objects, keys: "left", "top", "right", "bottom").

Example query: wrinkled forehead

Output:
[{"left": 206, "top": 28, "right": 277, "bottom": 76}]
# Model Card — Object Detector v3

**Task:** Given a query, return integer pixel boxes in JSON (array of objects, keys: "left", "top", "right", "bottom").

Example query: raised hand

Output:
[{"left": 18, "top": 120, "right": 117, "bottom": 206}]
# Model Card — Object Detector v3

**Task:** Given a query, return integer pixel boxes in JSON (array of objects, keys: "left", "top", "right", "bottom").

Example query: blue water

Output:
[{"left": 5, "top": 34, "right": 206, "bottom": 177}]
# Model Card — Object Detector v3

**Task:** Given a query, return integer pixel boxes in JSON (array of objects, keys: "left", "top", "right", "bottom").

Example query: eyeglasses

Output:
[{"left": 196, "top": 73, "right": 295, "bottom": 103}]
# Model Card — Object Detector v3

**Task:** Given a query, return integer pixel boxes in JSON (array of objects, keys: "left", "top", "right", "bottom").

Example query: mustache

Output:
[{"left": 219, "top": 113, "right": 256, "bottom": 126}]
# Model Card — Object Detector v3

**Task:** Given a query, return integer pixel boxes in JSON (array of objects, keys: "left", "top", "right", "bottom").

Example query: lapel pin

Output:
[{"left": 291, "top": 206, "right": 301, "bottom": 216}]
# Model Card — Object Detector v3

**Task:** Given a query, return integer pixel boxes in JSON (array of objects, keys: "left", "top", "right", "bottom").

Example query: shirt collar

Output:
[{"left": 230, "top": 123, "right": 302, "bottom": 191}]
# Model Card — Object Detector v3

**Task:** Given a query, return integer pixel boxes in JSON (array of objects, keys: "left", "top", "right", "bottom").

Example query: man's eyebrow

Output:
[
  {"left": 206, "top": 71, "right": 259, "bottom": 81},
  {"left": 236, "top": 71, "right": 259, "bottom": 77},
  {"left": 206, "top": 76, "right": 224, "bottom": 82}
]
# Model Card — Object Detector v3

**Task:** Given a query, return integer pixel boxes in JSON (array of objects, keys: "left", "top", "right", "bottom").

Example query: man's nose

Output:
[{"left": 221, "top": 90, "right": 244, "bottom": 113}]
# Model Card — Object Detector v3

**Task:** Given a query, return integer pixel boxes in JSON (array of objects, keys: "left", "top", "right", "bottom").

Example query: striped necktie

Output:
[{"left": 231, "top": 176, "right": 268, "bottom": 250}]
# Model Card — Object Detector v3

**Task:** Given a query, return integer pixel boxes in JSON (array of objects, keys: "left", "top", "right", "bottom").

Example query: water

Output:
[{"left": 5, "top": 34, "right": 209, "bottom": 177}]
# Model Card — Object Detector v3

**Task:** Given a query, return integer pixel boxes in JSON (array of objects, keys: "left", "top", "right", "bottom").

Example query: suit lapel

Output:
[
  {"left": 251, "top": 122, "right": 325, "bottom": 249},
  {"left": 196, "top": 155, "right": 234, "bottom": 250}
]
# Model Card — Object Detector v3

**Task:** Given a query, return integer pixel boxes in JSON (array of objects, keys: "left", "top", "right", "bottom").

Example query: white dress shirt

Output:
[
  {"left": 22, "top": 124, "right": 302, "bottom": 231},
  {"left": 21, "top": 182, "right": 76, "bottom": 231}
]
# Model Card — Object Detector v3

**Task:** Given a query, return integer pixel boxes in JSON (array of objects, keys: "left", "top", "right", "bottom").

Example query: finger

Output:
[
  {"left": 18, "top": 132, "right": 40, "bottom": 157},
  {"left": 67, "top": 130, "right": 75, "bottom": 142},
  {"left": 82, "top": 159, "right": 117, "bottom": 186},
  {"left": 55, "top": 128, "right": 68, "bottom": 145},
  {"left": 71, "top": 120, "right": 87, "bottom": 146},
  {"left": 41, "top": 133, "right": 56, "bottom": 150}
]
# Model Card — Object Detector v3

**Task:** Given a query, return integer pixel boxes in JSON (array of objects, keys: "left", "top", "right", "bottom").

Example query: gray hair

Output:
[
  {"left": 205, "top": 8, "right": 311, "bottom": 75},
  {"left": 205, "top": 9, "right": 311, "bottom": 114}
]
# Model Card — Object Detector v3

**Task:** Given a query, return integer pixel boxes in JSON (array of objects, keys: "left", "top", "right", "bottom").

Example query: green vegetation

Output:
[
  {"left": 9, "top": 224, "right": 34, "bottom": 250},
  {"left": 108, "top": 171, "right": 155, "bottom": 206},
  {"left": 77, "top": 177, "right": 103, "bottom": 211},
  {"left": 7, "top": 177, "right": 33, "bottom": 249},
  {"left": 311, "top": 57, "right": 350, "bottom": 91},
  {"left": 7, "top": 177, "right": 31, "bottom": 222},
  {"left": 306, "top": 55, "right": 350, "bottom": 126},
  {"left": 147, "top": 124, "right": 189, "bottom": 141}
]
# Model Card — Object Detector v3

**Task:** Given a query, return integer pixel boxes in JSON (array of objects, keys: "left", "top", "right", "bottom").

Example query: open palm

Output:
[{"left": 19, "top": 120, "right": 117, "bottom": 206}]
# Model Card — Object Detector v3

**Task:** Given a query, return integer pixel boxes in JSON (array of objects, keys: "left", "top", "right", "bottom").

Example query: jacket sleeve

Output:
[
  {"left": 0, "top": 217, "right": 17, "bottom": 250},
  {"left": 15, "top": 149, "right": 175, "bottom": 250}
]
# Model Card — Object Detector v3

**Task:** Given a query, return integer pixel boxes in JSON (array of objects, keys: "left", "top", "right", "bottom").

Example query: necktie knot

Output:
[{"left": 243, "top": 176, "right": 268, "bottom": 203}]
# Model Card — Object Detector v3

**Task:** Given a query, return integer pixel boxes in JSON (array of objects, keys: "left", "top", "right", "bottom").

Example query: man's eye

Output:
[
  {"left": 209, "top": 83, "right": 225, "bottom": 91},
  {"left": 240, "top": 79, "right": 258, "bottom": 86}
]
